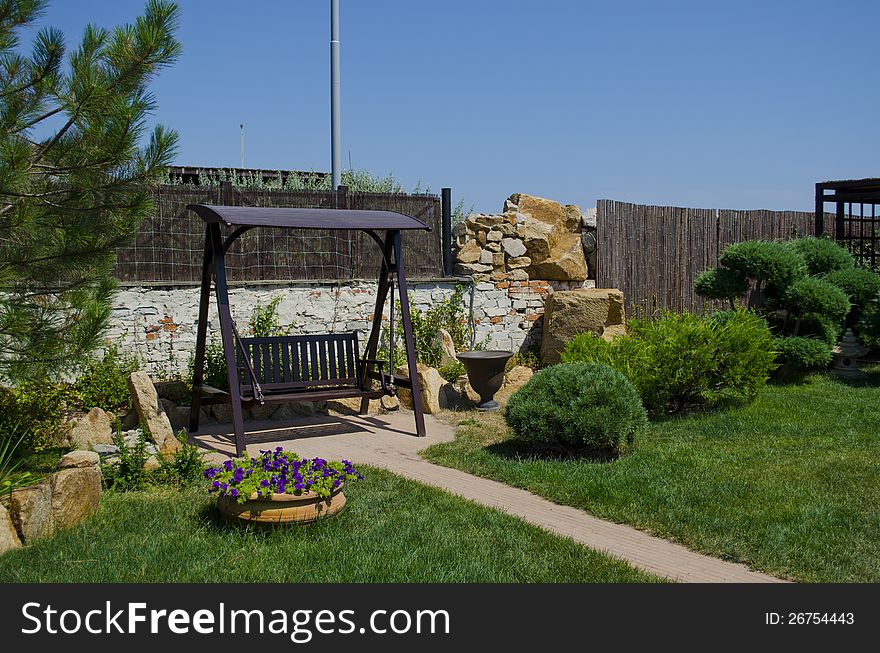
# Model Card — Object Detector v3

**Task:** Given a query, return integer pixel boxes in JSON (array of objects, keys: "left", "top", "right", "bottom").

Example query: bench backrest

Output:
[{"left": 235, "top": 332, "right": 360, "bottom": 391}]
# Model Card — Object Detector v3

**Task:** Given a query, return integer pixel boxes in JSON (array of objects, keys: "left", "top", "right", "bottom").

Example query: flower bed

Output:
[{"left": 204, "top": 449, "right": 363, "bottom": 526}]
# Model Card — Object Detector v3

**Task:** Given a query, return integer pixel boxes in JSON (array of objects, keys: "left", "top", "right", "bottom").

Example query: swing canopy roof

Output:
[{"left": 187, "top": 204, "right": 431, "bottom": 231}]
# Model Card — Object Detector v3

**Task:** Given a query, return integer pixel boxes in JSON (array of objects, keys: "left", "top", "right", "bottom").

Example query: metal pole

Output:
[
  {"left": 330, "top": 0, "right": 342, "bottom": 189},
  {"left": 240, "top": 123, "right": 244, "bottom": 168},
  {"left": 441, "top": 187, "right": 452, "bottom": 276}
]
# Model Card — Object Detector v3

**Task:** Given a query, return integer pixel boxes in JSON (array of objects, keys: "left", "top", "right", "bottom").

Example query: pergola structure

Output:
[
  {"left": 185, "top": 204, "right": 428, "bottom": 456},
  {"left": 815, "top": 178, "right": 880, "bottom": 268}
]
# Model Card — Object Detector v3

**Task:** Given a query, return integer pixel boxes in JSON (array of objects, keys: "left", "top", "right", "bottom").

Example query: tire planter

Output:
[{"left": 217, "top": 484, "right": 346, "bottom": 528}]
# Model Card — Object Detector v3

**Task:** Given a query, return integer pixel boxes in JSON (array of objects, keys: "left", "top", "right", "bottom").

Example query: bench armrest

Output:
[{"left": 358, "top": 358, "right": 388, "bottom": 393}]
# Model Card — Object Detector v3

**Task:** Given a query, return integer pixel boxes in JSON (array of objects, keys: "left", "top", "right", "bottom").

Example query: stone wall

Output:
[{"left": 107, "top": 193, "right": 599, "bottom": 371}]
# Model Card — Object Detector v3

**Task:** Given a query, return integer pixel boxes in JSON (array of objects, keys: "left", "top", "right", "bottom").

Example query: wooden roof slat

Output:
[{"left": 187, "top": 204, "right": 431, "bottom": 231}]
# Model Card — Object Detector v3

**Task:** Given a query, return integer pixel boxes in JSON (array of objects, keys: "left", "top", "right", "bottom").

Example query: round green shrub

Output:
[
  {"left": 787, "top": 237, "right": 853, "bottom": 275},
  {"left": 774, "top": 336, "right": 832, "bottom": 372},
  {"left": 783, "top": 277, "right": 850, "bottom": 324},
  {"left": 694, "top": 267, "right": 749, "bottom": 306},
  {"left": 505, "top": 362, "right": 646, "bottom": 457},
  {"left": 719, "top": 240, "right": 806, "bottom": 294},
  {"left": 823, "top": 267, "right": 880, "bottom": 317}
]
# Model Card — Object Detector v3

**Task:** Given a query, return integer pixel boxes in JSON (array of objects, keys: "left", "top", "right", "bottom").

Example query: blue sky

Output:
[{"left": 28, "top": 0, "right": 880, "bottom": 213}]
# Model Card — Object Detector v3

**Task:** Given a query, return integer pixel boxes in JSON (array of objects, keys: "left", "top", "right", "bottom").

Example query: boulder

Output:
[
  {"left": 128, "top": 371, "right": 179, "bottom": 454},
  {"left": 7, "top": 483, "right": 53, "bottom": 543},
  {"left": 507, "top": 193, "right": 581, "bottom": 231},
  {"left": 326, "top": 396, "right": 380, "bottom": 416},
  {"left": 510, "top": 193, "right": 588, "bottom": 282},
  {"left": 529, "top": 231, "right": 588, "bottom": 281},
  {"left": 67, "top": 407, "right": 115, "bottom": 449},
  {"left": 521, "top": 219, "right": 555, "bottom": 263},
  {"left": 397, "top": 363, "right": 445, "bottom": 414},
  {"left": 272, "top": 401, "right": 322, "bottom": 421},
  {"left": 59, "top": 450, "right": 100, "bottom": 469},
  {"left": 436, "top": 328, "right": 457, "bottom": 366},
  {"left": 504, "top": 365, "right": 534, "bottom": 391},
  {"left": 380, "top": 394, "right": 400, "bottom": 411},
  {"left": 51, "top": 466, "right": 101, "bottom": 531},
  {"left": 0, "top": 503, "right": 21, "bottom": 555},
  {"left": 540, "top": 288, "right": 626, "bottom": 365}
]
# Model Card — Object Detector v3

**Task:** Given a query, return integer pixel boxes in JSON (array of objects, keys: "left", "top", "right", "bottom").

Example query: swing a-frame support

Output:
[{"left": 186, "top": 204, "right": 428, "bottom": 457}]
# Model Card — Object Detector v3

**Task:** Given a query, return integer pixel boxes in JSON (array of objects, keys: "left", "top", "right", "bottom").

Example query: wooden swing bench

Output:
[
  {"left": 186, "top": 202, "right": 429, "bottom": 456},
  {"left": 192, "top": 331, "right": 390, "bottom": 409}
]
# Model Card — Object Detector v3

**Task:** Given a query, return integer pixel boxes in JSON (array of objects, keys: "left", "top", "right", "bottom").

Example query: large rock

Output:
[
  {"left": 0, "top": 503, "right": 21, "bottom": 555},
  {"left": 541, "top": 288, "right": 626, "bottom": 365},
  {"left": 67, "top": 407, "right": 115, "bottom": 449},
  {"left": 272, "top": 401, "right": 322, "bottom": 421},
  {"left": 511, "top": 193, "right": 588, "bottom": 281},
  {"left": 436, "top": 328, "right": 457, "bottom": 366},
  {"left": 326, "top": 396, "right": 380, "bottom": 416},
  {"left": 397, "top": 363, "right": 445, "bottom": 414},
  {"left": 7, "top": 483, "right": 53, "bottom": 543},
  {"left": 128, "top": 371, "right": 180, "bottom": 454},
  {"left": 59, "top": 450, "right": 100, "bottom": 469},
  {"left": 504, "top": 365, "right": 534, "bottom": 391},
  {"left": 50, "top": 466, "right": 101, "bottom": 531},
  {"left": 530, "top": 232, "right": 589, "bottom": 280},
  {"left": 508, "top": 193, "right": 581, "bottom": 231}
]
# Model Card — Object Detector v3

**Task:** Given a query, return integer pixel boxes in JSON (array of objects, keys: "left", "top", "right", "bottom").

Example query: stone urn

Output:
[
  {"left": 217, "top": 485, "right": 346, "bottom": 528},
  {"left": 456, "top": 350, "right": 514, "bottom": 411}
]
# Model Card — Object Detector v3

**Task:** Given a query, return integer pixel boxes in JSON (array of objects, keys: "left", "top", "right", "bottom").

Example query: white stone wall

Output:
[{"left": 107, "top": 280, "right": 591, "bottom": 375}]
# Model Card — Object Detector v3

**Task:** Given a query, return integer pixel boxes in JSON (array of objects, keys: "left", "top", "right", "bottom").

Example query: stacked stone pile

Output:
[{"left": 453, "top": 193, "right": 591, "bottom": 284}]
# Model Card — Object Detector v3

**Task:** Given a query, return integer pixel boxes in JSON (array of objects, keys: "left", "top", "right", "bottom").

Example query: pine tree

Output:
[{"left": 0, "top": 0, "right": 180, "bottom": 382}]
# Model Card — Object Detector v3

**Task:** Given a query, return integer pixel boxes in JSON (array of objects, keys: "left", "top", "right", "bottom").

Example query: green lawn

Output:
[
  {"left": 0, "top": 467, "right": 659, "bottom": 583},
  {"left": 423, "top": 373, "right": 880, "bottom": 582}
]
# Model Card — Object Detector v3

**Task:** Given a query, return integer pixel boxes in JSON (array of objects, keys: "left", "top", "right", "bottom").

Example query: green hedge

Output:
[{"left": 562, "top": 310, "right": 777, "bottom": 415}]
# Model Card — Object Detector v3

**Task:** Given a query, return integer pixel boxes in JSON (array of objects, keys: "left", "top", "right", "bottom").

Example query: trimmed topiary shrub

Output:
[
  {"left": 782, "top": 277, "right": 850, "bottom": 326},
  {"left": 719, "top": 240, "right": 806, "bottom": 296},
  {"left": 858, "top": 308, "right": 880, "bottom": 349},
  {"left": 562, "top": 310, "right": 776, "bottom": 415},
  {"left": 505, "top": 362, "right": 646, "bottom": 458},
  {"left": 787, "top": 236, "right": 853, "bottom": 275},
  {"left": 823, "top": 267, "right": 880, "bottom": 321},
  {"left": 693, "top": 268, "right": 749, "bottom": 308},
  {"left": 773, "top": 336, "right": 832, "bottom": 377}
]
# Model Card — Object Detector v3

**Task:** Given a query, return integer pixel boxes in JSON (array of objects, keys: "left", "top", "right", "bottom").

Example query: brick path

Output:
[{"left": 194, "top": 412, "right": 786, "bottom": 583}]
